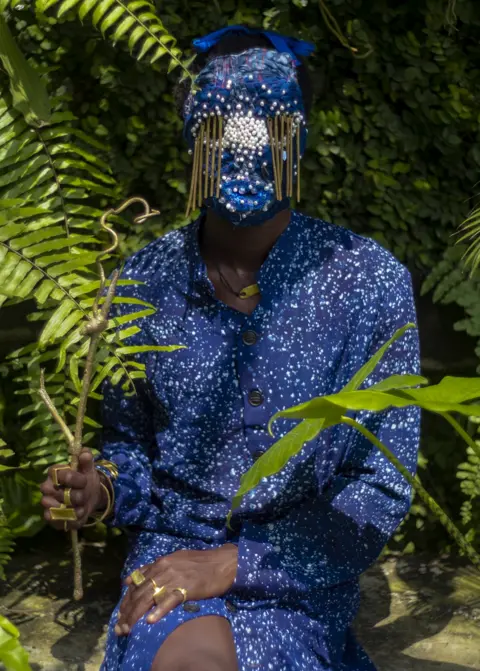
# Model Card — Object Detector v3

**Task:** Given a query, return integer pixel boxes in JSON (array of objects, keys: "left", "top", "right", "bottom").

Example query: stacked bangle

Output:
[{"left": 83, "top": 459, "right": 118, "bottom": 527}]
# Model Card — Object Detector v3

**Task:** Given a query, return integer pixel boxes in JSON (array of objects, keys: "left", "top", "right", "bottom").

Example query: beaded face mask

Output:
[{"left": 183, "top": 48, "right": 308, "bottom": 226}]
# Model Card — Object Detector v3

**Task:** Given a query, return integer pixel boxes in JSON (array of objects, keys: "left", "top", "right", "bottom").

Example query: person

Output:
[{"left": 39, "top": 25, "right": 420, "bottom": 671}]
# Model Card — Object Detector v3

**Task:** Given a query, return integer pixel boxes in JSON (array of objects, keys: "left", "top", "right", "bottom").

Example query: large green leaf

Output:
[
  {"left": 0, "top": 16, "right": 51, "bottom": 126},
  {"left": 342, "top": 322, "right": 416, "bottom": 392},
  {"left": 235, "top": 326, "right": 480, "bottom": 515},
  {"left": 271, "top": 378, "right": 480, "bottom": 424}
]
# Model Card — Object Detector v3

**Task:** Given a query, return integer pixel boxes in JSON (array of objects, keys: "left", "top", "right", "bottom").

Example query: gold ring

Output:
[
  {"left": 52, "top": 465, "right": 70, "bottom": 488},
  {"left": 130, "top": 569, "right": 146, "bottom": 587},
  {"left": 172, "top": 587, "right": 188, "bottom": 604},
  {"left": 63, "top": 488, "right": 72, "bottom": 507},
  {"left": 50, "top": 503, "right": 77, "bottom": 521},
  {"left": 150, "top": 578, "right": 167, "bottom": 605}
]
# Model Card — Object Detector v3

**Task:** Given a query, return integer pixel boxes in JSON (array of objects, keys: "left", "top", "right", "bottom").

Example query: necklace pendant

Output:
[{"left": 239, "top": 283, "right": 260, "bottom": 300}]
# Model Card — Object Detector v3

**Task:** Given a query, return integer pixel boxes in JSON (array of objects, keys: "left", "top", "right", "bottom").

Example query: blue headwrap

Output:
[{"left": 192, "top": 25, "right": 315, "bottom": 67}]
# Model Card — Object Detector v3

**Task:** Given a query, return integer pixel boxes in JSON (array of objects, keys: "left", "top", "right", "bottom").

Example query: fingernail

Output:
[
  {"left": 121, "top": 624, "right": 130, "bottom": 635},
  {"left": 147, "top": 615, "right": 155, "bottom": 623},
  {"left": 114, "top": 625, "right": 122, "bottom": 636}
]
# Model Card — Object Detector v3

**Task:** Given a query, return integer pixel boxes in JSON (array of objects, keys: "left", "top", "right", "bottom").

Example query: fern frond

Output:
[
  {"left": 36, "top": 0, "right": 196, "bottom": 84},
  {"left": 457, "top": 205, "right": 480, "bottom": 276}
]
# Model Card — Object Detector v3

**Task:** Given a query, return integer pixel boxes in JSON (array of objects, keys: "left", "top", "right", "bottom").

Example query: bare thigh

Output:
[{"left": 150, "top": 615, "right": 238, "bottom": 671}]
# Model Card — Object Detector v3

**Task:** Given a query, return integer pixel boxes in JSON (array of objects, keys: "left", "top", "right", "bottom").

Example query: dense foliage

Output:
[{"left": 1, "top": 0, "right": 480, "bottom": 569}]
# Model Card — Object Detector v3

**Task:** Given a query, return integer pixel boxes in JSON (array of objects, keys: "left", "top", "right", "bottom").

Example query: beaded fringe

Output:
[{"left": 186, "top": 114, "right": 302, "bottom": 218}]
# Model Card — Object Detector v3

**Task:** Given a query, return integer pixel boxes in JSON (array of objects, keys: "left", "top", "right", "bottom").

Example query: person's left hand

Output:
[{"left": 115, "top": 544, "right": 238, "bottom": 635}]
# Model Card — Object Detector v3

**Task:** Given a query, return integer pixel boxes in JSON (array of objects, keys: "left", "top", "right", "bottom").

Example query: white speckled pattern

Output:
[{"left": 99, "top": 210, "right": 420, "bottom": 670}]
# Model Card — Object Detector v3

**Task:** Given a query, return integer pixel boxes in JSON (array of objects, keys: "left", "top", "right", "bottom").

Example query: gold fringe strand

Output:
[
  {"left": 280, "top": 115, "right": 285, "bottom": 187},
  {"left": 204, "top": 117, "right": 211, "bottom": 200},
  {"left": 210, "top": 115, "right": 217, "bottom": 197},
  {"left": 268, "top": 118, "right": 281, "bottom": 201},
  {"left": 186, "top": 135, "right": 200, "bottom": 218},
  {"left": 275, "top": 116, "right": 282, "bottom": 200},
  {"left": 216, "top": 116, "right": 223, "bottom": 198},
  {"left": 296, "top": 122, "right": 301, "bottom": 203},
  {"left": 285, "top": 116, "right": 289, "bottom": 197},
  {"left": 198, "top": 124, "right": 204, "bottom": 209},
  {"left": 286, "top": 116, "right": 292, "bottom": 197},
  {"left": 289, "top": 117, "right": 294, "bottom": 198}
]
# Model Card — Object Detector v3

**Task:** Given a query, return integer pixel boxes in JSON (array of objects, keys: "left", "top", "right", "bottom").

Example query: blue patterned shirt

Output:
[{"left": 100, "top": 210, "right": 420, "bottom": 670}]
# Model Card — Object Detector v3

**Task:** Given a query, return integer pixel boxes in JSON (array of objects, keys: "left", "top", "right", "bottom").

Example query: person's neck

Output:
[{"left": 200, "top": 207, "right": 291, "bottom": 272}]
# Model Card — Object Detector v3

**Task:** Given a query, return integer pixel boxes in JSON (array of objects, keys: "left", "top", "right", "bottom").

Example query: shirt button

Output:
[
  {"left": 242, "top": 330, "right": 258, "bottom": 346},
  {"left": 248, "top": 389, "right": 264, "bottom": 407},
  {"left": 252, "top": 450, "right": 264, "bottom": 461},
  {"left": 225, "top": 600, "right": 237, "bottom": 613},
  {"left": 183, "top": 602, "right": 200, "bottom": 613}
]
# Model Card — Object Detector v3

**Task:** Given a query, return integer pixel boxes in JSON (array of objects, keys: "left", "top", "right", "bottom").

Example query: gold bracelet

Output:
[
  {"left": 83, "top": 480, "right": 115, "bottom": 527},
  {"left": 95, "top": 459, "right": 119, "bottom": 480}
]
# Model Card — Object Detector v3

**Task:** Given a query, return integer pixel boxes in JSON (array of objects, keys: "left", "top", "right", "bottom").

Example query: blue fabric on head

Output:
[{"left": 192, "top": 25, "right": 315, "bottom": 67}]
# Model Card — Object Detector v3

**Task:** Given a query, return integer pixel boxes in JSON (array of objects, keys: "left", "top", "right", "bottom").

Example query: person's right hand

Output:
[{"left": 40, "top": 449, "right": 105, "bottom": 530}]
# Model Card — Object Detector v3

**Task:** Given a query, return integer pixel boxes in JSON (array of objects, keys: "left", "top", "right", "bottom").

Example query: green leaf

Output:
[
  {"left": 69, "top": 355, "right": 82, "bottom": 392},
  {"left": 116, "top": 344, "right": 186, "bottom": 354},
  {"left": 370, "top": 374, "right": 429, "bottom": 392},
  {"left": 92, "top": 0, "right": 116, "bottom": 28},
  {"left": 137, "top": 36, "right": 156, "bottom": 60},
  {"left": 112, "top": 15, "right": 136, "bottom": 40},
  {"left": 342, "top": 323, "right": 416, "bottom": 391},
  {"left": 39, "top": 299, "right": 76, "bottom": 345},
  {"left": 0, "top": 615, "right": 19, "bottom": 639},
  {"left": 100, "top": 4, "right": 124, "bottom": 34},
  {"left": 168, "top": 58, "right": 179, "bottom": 74},
  {"left": 108, "top": 307, "right": 155, "bottom": 326},
  {"left": 272, "top": 380, "right": 480, "bottom": 424},
  {"left": 78, "top": 0, "right": 98, "bottom": 20},
  {"left": 0, "top": 16, "right": 51, "bottom": 127},
  {"left": 60, "top": 0, "right": 84, "bottom": 15},
  {"left": 230, "top": 419, "right": 326, "bottom": 515}
]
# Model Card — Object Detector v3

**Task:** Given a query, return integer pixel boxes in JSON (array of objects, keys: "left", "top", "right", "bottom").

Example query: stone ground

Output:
[{"left": 1, "top": 530, "right": 479, "bottom": 671}]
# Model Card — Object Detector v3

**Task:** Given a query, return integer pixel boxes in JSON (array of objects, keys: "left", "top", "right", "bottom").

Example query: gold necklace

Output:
[{"left": 215, "top": 261, "right": 260, "bottom": 300}]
